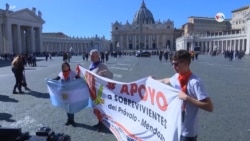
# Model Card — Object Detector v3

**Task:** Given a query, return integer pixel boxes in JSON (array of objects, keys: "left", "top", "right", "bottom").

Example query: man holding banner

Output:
[
  {"left": 79, "top": 65, "right": 183, "bottom": 140},
  {"left": 159, "top": 50, "right": 214, "bottom": 141},
  {"left": 89, "top": 49, "right": 113, "bottom": 131}
]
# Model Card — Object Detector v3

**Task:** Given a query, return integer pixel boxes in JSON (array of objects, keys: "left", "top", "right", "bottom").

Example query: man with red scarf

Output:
[{"left": 158, "top": 50, "right": 213, "bottom": 141}]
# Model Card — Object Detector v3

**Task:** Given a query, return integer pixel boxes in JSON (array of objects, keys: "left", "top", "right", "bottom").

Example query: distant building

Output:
[
  {"left": 42, "top": 33, "right": 110, "bottom": 54},
  {"left": 2, "top": 2, "right": 250, "bottom": 55},
  {"left": 0, "top": 4, "right": 110, "bottom": 55},
  {"left": 176, "top": 5, "right": 250, "bottom": 55},
  {"left": 111, "top": 0, "right": 182, "bottom": 51},
  {"left": 0, "top": 5, "right": 44, "bottom": 54}
]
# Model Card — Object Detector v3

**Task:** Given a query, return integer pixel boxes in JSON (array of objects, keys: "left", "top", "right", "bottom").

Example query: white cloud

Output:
[{"left": 9, "top": 5, "right": 16, "bottom": 10}]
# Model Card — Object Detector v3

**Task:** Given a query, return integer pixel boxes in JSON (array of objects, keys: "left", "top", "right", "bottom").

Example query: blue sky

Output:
[{"left": 1, "top": 0, "right": 250, "bottom": 40}]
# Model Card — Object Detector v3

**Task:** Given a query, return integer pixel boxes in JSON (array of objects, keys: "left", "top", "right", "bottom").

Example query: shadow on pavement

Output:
[
  {"left": 74, "top": 122, "right": 113, "bottom": 134},
  {"left": 27, "top": 91, "right": 50, "bottom": 99},
  {"left": 24, "top": 68, "right": 37, "bottom": 70},
  {"left": 0, "top": 60, "right": 11, "bottom": 67},
  {"left": 0, "top": 113, "right": 16, "bottom": 122},
  {"left": 24, "top": 65, "right": 48, "bottom": 71},
  {"left": 0, "top": 95, "right": 19, "bottom": 102}
]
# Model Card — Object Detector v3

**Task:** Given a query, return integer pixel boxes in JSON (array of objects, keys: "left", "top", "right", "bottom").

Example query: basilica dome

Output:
[{"left": 133, "top": 0, "right": 155, "bottom": 24}]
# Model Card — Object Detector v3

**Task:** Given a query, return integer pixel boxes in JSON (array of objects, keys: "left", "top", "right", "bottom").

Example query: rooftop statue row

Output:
[{"left": 4, "top": 3, "right": 42, "bottom": 17}]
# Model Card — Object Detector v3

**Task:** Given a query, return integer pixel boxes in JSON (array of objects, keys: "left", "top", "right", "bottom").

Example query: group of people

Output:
[
  {"left": 223, "top": 50, "right": 245, "bottom": 61},
  {"left": 9, "top": 49, "right": 214, "bottom": 140},
  {"left": 54, "top": 49, "right": 113, "bottom": 131},
  {"left": 51, "top": 49, "right": 214, "bottom": 140},
  {"left": 62, "top": 52, "right": 72, "bottom": 62},
  {"left": 82, "top": 51, "right": 110, "bottom": 63}
]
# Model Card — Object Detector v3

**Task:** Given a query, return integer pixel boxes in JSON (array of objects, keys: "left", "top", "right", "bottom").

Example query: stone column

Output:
[
  {"left": 149, "top": 34, "right": 151, "bottom": 49},
  {"left": 5, "top": 22, "right": 13, "bottom": 54},
  {"left": 21, "top": 27, "right": 26, "bottom": 53},
  {"left": 242, "top": 39, "right": 245, "bottom": 51},
  {"left": 246, "top": 18, "right": 250, "bottom": 54},
  {"left": 24, "top": 27, "right": 32, "bottom": 53},
  {"left": 120, "top": 35, "right": 123, "bottom": 50},
  {"left": 31, "top": 26, "right": 35, "bottom": 53},
  {"left": 206, "top": 41, "right": 208, "bottom": 53},
  {"left": 17, "top": 25, "right": 22, "bottom": 53},
  {"left": 229, "top": 40, "right": 231, "bottom": 50},
  {"left": 209, "top": 41, "right": 212, "bottom": 53},
  {"left": 227, "top": 40, "right": 230, "bottom": 50},
  {"left": 232, "top": 40, "right": 235, "bottom": 50},
  {"left": 0, "top": 24, "right": 3, "bottom": 54},
  {"left": 238, "top": 39, "right": 240, "bottom": 51},
  {"left": 35, "top": 28, "right": 41, "bottom": 52},
  {"left": 201, "top": 41, "right": 204, "bottom": 53},
  {"left": 225, "top": 40, "right": 227, "bottom": 50},
  {"left": 126, "top": 35, "right": 129, "bottom": 50},
  {"left": 157, "top": 34, "right": 159, "bottom": 49},
  {"left": 14, "top": 25, "right": 21, "bottom": 54}
]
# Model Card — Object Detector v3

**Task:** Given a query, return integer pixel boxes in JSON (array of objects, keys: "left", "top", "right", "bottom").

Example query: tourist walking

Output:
[{"left": 11, "top": 55, "right": 25, "bottom": 94}]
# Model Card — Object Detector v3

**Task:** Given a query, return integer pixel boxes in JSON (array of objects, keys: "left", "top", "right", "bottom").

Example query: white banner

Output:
[{"left": 79, "top": 65, "right": 182, "bottom": 141}]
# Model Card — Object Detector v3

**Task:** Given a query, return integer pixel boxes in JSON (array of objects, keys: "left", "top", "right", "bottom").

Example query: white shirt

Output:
[{"left": 170, "top": 73, "right": 209, "bottom": 137}]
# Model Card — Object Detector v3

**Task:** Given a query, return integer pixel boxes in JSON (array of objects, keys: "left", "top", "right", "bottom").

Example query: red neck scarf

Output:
[
  {"left": 63, "top": 70, "right": 70, "bottom": 79},
  {"left": 179, "top": 70, "right": 192, "bottom": 122},
  {"left": 76, "top": 65, "right": 80, "bottom": 76},
  {"left": 178, "top": 70, "right": 192, "bottom": 93}
]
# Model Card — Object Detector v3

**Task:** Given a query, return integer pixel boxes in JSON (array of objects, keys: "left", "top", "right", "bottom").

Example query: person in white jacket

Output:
[{"left": 89, "top": 49, "right": 113, "bottom": 131}]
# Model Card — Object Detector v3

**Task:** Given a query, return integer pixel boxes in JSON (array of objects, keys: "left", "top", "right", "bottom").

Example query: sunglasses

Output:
[{"left": 171, "top": 61, "right": 184, "bottom": 66}]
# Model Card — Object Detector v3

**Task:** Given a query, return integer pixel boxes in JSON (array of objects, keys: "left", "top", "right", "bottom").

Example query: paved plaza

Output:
[{"left": 0, "top": 54, "right": 250, "bottom": 141}]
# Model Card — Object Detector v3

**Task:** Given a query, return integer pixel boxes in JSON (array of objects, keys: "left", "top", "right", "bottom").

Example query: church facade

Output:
[
  {"left": 111, "top": 1, "right": 182, "bottom": 51},
  {"left": 0, "top": 4, "right": 44, "bottom": 54}
]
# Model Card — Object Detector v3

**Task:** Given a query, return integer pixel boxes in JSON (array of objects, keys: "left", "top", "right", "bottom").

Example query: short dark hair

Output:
[
  {"left": 172, "top": 50, "right": 191, "bottom": 64},
  {"left": 61, "top": 62, "right": 71, "bottom": 71}
]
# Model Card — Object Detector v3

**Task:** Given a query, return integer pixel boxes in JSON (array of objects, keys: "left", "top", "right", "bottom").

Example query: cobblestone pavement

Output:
[{"left": 0, "top": 54, "right": 250, "bottom": 141}]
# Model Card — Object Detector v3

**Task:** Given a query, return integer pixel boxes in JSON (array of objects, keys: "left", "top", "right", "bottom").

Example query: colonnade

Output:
[{"left": 1, "top": 23, "right": 42, "bottom": 54}]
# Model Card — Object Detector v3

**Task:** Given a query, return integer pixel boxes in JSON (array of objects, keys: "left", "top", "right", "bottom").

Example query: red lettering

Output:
[
  {"left": 120, "top": 84, "right": 129, "bottom": 95},
  {"left": 130, "top": 83, "right": 137, "bottom": 96},
  {"left": 107, "top": 82, "right": 116, "bottom": 90},
  {"left": 119, "top": 83, "right": 168, "bottom": 112},
  {"left": 147, "top": 87, "right": 156, "bottom": 105},
  {"left": 156, "top": 92, "right": 168, "bottom": 111},
  {"left": 138, "top": 85, "right": 147, "bottom": 101}
]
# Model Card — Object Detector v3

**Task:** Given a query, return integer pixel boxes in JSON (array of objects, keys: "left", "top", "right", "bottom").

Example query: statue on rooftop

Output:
[
  {"left": 6, "top": 3, "right": 9, "bottom": 11},
  {"left": 38, "top": 10, "right": 42, "bottom": 17}
]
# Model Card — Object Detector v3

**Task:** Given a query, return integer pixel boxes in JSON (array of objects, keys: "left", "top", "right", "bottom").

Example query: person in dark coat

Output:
[{"left": 11, "top": 55, "right": 25, "bottom": 94}]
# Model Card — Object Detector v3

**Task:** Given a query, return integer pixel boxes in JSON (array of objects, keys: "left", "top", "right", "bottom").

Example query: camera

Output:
[{"left": 0, "top": 127, "right": 71, "bottom": 141}]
